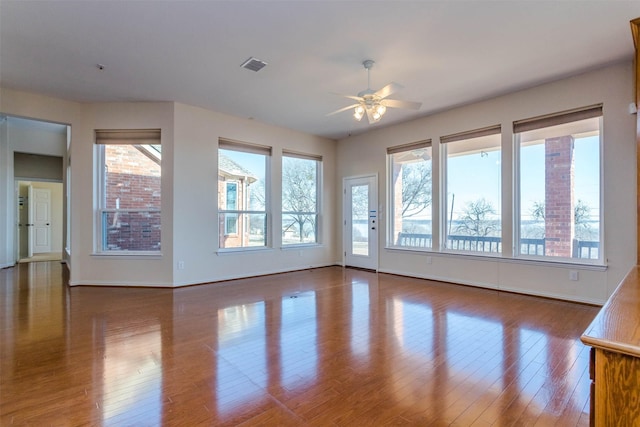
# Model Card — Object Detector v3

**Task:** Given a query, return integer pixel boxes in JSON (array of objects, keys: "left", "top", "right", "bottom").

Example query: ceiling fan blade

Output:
[
  {"left": 375, "top": 82, "right": 404, "bottom": 99},
  {"left": 381, "top": 99, "right": 422, "bottom": 110},
  {"left": 331, "top": 92, "right": 364, "bottom": 102},
  {"left": 326, "top": 104, "right": 360, "bottom": 116}
]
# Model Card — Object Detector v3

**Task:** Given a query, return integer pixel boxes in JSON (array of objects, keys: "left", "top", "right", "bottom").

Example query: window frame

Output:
[
  {"left": 513, "top": 105, "right": 604, "bottom": 265},
  {"left": 224, "top": 181, "right": 239, "bottom": 235},
  {"left": 441, "top": 125, "right": 502, "bottom": 255},
  {"left": 281, "top": 151, "right": 322, "bottom": 247},
  {"left": 386, "top": 140, "right": 433, "bottom": 251},
  {"left": 94, "top": 129, "right": 162, "bottom": 255},
  {"left": 218, "top": 139, "right": 271, "bottom": 251}
]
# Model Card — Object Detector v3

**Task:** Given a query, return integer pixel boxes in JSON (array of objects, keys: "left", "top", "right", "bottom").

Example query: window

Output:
[
  {"left": 282, "top": 152, "right": 321, "bottom": 245},
  {"left": 515, "top": 105, "right": 602, "bottom": 262},
  {"left": 95, "top": 129, "right": 161, "bottom": 253},
  {"left": 218, "top": 139, "right": 270, "bottom": 249},
  {"left": 387, "top": 140, "right": 432, "bottom": 249},
  {"left": 442, "top": 126, "right": 502, "bottom": 253},
  {"left": 224, "top": 182, "right": 238, "bottom": 234}
]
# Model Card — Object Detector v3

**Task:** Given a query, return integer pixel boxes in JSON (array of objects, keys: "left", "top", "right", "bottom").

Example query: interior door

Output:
[
  {"left": 344, "top": 175, "right": 378, "bottom": 270},
  {"left": 31, "top": 187, "right": 52, "bottom": 254}
]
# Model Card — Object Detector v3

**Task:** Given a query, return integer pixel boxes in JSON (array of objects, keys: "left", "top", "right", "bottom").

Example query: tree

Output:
[
  {"left": 530, "top": 199, "right": 594, "bottom": 240},
  {"left": 282, "top": 157, "right": 317, "bottom": 242},
  {"left": 455, "top": 198, "right": 497, "bottom": 237},
  {"left": 402, "top": 162, "right": 432, "bottom": 218},
  {"left": 573, "top": 199, "right": 593, "bottom": 239}
]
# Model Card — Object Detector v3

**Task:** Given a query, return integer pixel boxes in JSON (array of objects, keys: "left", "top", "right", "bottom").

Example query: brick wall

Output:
[
  {"left": 544, "top": 135, "right": 575, "bottom": 257},
  {"left": 104, "top": 145, "right": 161, "bottom": 251}
]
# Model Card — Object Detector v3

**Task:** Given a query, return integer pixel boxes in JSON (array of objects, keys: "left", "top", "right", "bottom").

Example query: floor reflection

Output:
[
  {"left": 280, "top": 291, "right": 317, "bottom": 389},
  {"left": 216, "top": 301, "right": 266, "bottom": 413},
  {"left": 0, "top": 264, "right": 597, "bottom": 426},
  {"left": 350, "top": 282, "right": 370, "bottom": 358},
  {"left": 101, "top": 321, "right": 162, "bottom": 426}
]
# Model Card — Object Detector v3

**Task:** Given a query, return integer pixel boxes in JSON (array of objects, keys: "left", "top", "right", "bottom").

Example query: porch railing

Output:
[{"left": 396, "top": 233, "right": 598, "bottom": 259}]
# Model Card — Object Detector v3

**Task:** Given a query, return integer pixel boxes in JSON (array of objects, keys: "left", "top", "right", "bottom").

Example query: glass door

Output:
[{"left": 344, "top": 175, "right": 378, "bottom": 270}]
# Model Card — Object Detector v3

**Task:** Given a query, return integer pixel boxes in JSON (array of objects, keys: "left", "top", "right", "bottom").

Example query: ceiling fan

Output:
[{"left": 327, "top": 59, "right": 422, "bottom": 124}]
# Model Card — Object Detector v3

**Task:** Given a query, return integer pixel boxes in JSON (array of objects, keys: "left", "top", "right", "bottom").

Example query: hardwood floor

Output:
[{"left": 0, "top": 262, "right": 598, "bottom": 426}]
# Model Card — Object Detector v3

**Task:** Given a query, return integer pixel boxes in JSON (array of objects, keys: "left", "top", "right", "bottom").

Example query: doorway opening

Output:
[{"left": 16, "top": 180, "right": 63, "bottom": 263}]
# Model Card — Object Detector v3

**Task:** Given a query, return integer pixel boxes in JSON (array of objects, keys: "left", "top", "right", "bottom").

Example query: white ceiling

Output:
[{"left": 1, "top": 1, "right": 639, "bottom": 140}]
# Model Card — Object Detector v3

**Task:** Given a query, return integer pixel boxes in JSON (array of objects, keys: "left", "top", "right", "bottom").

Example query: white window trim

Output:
[
  {"left": 94, "top": 134, "right": 162, "bottom": 255},
  {"left": 218, "top": 140, "right": 271, "bottom": 250},
  {"left": 281, "top": 152, "right": 321, "bottom": 246},
  {"left": 512, "top": 113, "right": 604, "bottom": 265}
]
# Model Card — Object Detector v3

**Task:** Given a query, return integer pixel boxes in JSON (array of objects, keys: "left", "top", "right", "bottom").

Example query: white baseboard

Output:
[
  {"left": 172, "top": 262, "right": 340, "bottom": 288},
  {"left": 69, "top": 280, "right": 174, "bottom": 287},
  {"left": 378, "top": 267, "right": 604, "bottom": 305}
]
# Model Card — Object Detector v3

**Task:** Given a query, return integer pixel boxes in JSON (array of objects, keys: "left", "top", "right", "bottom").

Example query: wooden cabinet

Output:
[
  {"left": 633, "top": 17, "right": 640, "bottom": 264},
  {"left": 581, "top": 266, "right": 640, "bottom": 426}
]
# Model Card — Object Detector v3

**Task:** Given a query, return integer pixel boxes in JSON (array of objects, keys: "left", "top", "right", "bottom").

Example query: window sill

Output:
[
  {"left": 91, "top": 252, "right": 163, "bottom": 260},
  {"left": 384, "top": 245, "right": 607, "bottom": 271},
  {"left": 281, "top": 243, "right": 323, "bottom": 250},
  {"left": 217, "top": 247, "right": 273, "bottom": 255}
]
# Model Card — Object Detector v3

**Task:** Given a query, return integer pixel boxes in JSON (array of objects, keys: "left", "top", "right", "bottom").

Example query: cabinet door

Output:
[{"left": 594, "top": 349, "right": 640, "bottom": 426}]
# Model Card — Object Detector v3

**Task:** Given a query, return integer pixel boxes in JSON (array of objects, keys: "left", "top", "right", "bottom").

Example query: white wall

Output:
[
  {"left": 0, "top": 89, "right": 339, "bottom": 286},
  {"left": 172, "top": 102, "right": 338, "bottom": 285},
  {"left": 1, "top": 62, "right": 635, "bottom": 299},
  {"left": 337, "top": 62, "right": 637, "bottom": 304},
  {"left": 70, "top": 102, "right": 175, "bottom": 286}
]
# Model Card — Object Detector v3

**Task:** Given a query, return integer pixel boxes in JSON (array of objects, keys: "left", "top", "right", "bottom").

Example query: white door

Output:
[
  {"left": 344, "top": 175, "right": 378, "bottom": 270},
  {"left": 31, "top": 187, "right": 52, "bottom": 254}
]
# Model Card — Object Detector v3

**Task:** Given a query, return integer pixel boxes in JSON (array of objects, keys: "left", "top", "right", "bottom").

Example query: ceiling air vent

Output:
[{"left": 240, "top": 57, "right": 268, "bottom": 72}]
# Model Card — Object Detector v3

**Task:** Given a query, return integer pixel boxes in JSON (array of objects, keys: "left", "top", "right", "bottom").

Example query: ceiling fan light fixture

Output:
[
  {"left": 354, "top": 105, "right": 365, "bottom": 121},
  {"left": 328, "top": 58, "right": 421, "bottom": 124}
]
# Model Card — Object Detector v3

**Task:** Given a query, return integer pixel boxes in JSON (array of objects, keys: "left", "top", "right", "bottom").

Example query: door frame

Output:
[
  {"left": 343, "top": 174, "right": 379, "bottom": 271},
  {"left": 15, "top": 179, "right": 62, "bottom": 261}
]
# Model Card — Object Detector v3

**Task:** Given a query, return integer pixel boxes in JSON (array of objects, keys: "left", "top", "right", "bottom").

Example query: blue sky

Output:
[{"left": 222, "top": 135, "right": 600, "bottom": 222}]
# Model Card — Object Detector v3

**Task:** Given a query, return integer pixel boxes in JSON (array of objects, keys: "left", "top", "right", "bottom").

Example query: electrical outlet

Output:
[
  {"left": 569, "top": 270, "right": 578, "bottom": 281},
  {"left": 426, "top": 256, "right": 432, "bottom": 265},
  {"left": 178, "top": 261, "right": 185, "bottom": 270}
]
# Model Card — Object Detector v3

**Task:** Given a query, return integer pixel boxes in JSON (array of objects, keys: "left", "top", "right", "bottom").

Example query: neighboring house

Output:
[
  {"left": 104, "top": 144, "right": 161, "bottom": 251},
  {"left": 218, "top": 153, "right": 257, "bottom": 249}
]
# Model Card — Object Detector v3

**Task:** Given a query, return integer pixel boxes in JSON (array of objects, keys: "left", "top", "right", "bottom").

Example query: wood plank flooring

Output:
[{"left": 0, "top": 263, "right": 599, "bottom": 426}]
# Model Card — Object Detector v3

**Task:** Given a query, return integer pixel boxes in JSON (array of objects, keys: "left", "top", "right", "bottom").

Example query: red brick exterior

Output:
[
  {"left": 544, "top": 136, "right": 574, "bottom": 257},
  {"left": 104, "top": 145, "right": 161, "bottom": 251}
]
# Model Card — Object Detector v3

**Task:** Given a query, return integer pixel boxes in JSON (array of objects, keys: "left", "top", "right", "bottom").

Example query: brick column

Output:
[
  {"left": 544, "top": 135, "right": 575, "bottom": 257},
  {"left": 392, "top": 161, "right": 403, "bottom": 244}
]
